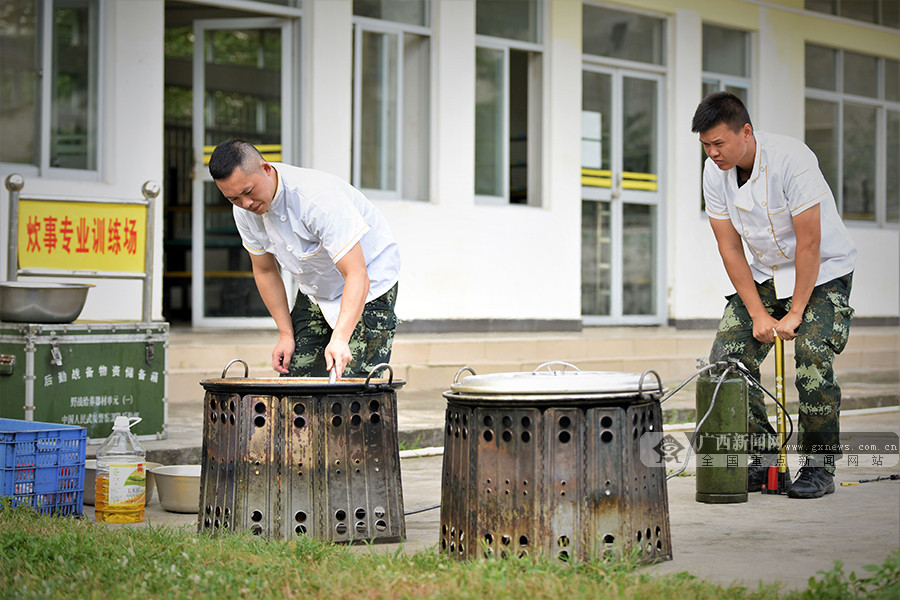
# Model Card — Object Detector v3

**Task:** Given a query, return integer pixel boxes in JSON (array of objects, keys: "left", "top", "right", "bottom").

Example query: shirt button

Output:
[
  {"left": 757, "top": 252, "right": 763, "bottom": 258},
  {"left": 312, "top": 285, "right": 318, "bottom": 291},
  {"left": 280, "top": 215, "right": 287, "bottom": 222},
  {"left": 773, "top": 265, "right": 779, "bottom": 271},
  {"left": 297, "top": 268, "right": 303, "bottom": 274},
  {"left": 286, "top": 245, "right": 293, "bottom": 252}
]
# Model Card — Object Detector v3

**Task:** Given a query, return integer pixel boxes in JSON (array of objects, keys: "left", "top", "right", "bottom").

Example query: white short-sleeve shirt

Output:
[
  {"left": 233, "top": 164, "right": 400, "bottom": 327},
  {"left": 704, "top": 131, "right": 857, "bottom": 299}
]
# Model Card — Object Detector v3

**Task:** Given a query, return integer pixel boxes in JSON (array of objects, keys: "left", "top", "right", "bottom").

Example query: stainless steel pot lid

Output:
[
  {"left": 200, "top": 359, "right": 405, "bottom": 393},
  {"left": 448, "top": 361, "right": 663, "bottom": 396},
  {"left": 199, "top": 377, "right": 405, "bottom": 393}
]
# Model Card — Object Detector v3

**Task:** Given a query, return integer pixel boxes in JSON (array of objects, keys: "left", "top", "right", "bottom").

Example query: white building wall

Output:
[
  {"left": 793, "top": 7, "right": 900, "bottom": 319},
  {"left": 666, "top": 8, "right": 732, "bottom": 322},
  {"left": 659, "top": 0, "right": 900, "bottom": 322},
  {"left": 2, "top": 0, "right": 896, "bottom": 327},
  {"left": 0, "top": 0, "right": 165, "bottom": 322},
  {"left": 304, "top": 0, "right": 353, "bottom": 177},
  {"left": 374, "top": 0, "right": 584, "bottom": 325},
  {"left": 544, "top": 0, "right": 584, "bottom": 320}
]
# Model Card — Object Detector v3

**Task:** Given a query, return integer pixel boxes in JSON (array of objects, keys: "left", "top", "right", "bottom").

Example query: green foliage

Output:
[
  {"left": 164, "top": 26, "right": 194, "bottom": 60},
  {"left": 1, "top": 503, "right": 897, "bottom": 600},
  {"left": 398, "top": 434, "right": 424, "bottom": 452},
  {"left": 864, "top": 549, "right": 900, "bottom": 597},
  {"left": 666, "top": 469, "right": 695, "bottom": 478},
  {"left": 784, "top": 549, "right": 900, "bottom": 600}
]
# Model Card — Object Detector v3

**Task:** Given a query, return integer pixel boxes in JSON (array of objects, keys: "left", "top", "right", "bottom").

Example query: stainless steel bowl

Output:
[
  {"left": 0, "top": 282, "right": 94, "bottom": 323},
  {"left": 84, "top": 460, "right": 161, "bottom": 506},
  {"left": 151, "top": 465, "right": 201, "bottom": 513}
]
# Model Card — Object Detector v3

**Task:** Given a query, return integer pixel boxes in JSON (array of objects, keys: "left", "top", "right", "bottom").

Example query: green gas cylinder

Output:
[{"left": 695, "top": 370, "right": 749, "bottom": 504}]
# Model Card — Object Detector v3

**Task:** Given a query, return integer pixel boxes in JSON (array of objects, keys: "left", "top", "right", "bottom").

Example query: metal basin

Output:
[
  {"left": 0, "top": 282, "right": 93, "bottom": 323},
  {"left": 151, "top": 465, "right": 201, "bottom": 513},
  {"left": 84, "top": 460, "right": 161, "bottom": 506}
]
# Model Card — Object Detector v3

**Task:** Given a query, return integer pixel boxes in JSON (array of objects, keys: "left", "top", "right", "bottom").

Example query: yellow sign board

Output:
[{"left": 17, "top": 200, "right": 147, "bottom": 273}]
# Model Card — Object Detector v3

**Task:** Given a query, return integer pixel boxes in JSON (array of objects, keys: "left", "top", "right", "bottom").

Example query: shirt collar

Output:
[
  {"left": 266, "top": 165, "right": 285, "bottom": 215},
  {"left": 732, "top": 132, "right": 763, "bottom": 212}
]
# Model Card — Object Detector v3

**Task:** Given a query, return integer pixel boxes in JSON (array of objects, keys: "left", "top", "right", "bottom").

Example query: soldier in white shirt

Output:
[
  {"left": 692, "top": 92, "right": 857, "bottom": 499},
  {"left": 208, "top": 139, "right": 400, "bottom": 380}
]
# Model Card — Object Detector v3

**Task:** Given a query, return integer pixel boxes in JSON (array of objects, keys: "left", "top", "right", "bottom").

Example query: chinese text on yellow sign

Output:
[{"left": 17, "top": 200, "right": 146, "bottom": 273}]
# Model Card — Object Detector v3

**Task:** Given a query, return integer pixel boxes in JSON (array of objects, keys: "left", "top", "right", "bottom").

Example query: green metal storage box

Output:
[{"left": 0, "top": 322, "right": 168, "bottom": 443}]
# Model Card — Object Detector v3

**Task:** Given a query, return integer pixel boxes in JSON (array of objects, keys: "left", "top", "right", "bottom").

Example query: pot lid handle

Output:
[
  {"left": 533, "top": 361, "right": 581, "bottom": 374},
  {"left": 365, "top": 363, "right": 394, "bottom": 388},
  {"left": 638, "top": 369, "right": 663, "bottom": 396},
  {"left": 222, "top": 358, "right": 249, "bottom": 379},
  {"left": 454, "top": 366, "right": 477, "bottom": 384}
]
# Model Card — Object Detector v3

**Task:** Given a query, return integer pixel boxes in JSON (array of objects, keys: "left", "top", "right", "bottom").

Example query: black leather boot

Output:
[
  {"left": 787, "top": 466, "right": 835, "bottom": 498},
  {"left": 748, "top": 465, "right": 767, "bottom": 492}
]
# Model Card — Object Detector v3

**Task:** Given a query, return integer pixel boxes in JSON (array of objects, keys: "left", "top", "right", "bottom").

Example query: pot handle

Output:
[
  {"left": 534, "top": 361, "right": 581, "bottom": 374},
  {"left": 638, "top": 369, "right": 663, "bottom": 396},
  {"left": 365, "top": 363, "right": 394, "bottom": 388},
  {"left": 453, "top": 366, "right": 477, "bottom": 384},
  {"left": 222, "top": 358, "right": 249, "bottom": 379}
]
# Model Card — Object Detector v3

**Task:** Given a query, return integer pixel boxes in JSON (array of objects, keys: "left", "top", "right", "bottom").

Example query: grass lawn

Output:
[{"left": 1, "top": 501, "right": 897, "bottom": 599}]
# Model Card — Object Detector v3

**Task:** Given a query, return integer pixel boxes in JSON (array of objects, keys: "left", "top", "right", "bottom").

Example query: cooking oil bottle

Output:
[{"left": 95, "top": 416, "right": 147, "bottom": 523}]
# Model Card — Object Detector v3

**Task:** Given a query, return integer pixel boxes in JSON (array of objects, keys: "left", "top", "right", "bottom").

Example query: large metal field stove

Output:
[
  {"left": 198, "top": 362, "right": 406, "bottom": 543},
  {"left": 440, "top": 363, "right": 672, "bottom": 564}
]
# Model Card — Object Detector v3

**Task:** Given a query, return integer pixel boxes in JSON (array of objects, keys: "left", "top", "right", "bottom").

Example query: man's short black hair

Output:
[
  {"left": 691, "top": 92, "right": 753, "bottom": 134},
  {"left": 208, "top": 139, "right": 264, "bottom": 180}
]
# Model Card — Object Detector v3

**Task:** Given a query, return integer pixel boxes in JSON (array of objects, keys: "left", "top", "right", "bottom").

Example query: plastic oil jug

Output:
[{"left": 95, "top": 416, "right": 147, "bottom": 523}]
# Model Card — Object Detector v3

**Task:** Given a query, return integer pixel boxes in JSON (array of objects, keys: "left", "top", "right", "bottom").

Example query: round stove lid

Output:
[
  {"left": 199, "top": 376, "right": 404, "bottom": 393},
  {"left": 449, "top": 362, "right": 662, "bottom": 397},
  {"left": 200, "top": 360, "right": 404, "bottom": 393}
]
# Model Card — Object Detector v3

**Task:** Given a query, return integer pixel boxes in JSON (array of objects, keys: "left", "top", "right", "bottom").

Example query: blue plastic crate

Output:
[{"left": 0, "top": 418, "right": 86, "bottom": 516}]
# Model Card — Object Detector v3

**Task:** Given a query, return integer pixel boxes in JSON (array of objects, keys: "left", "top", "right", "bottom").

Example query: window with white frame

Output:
[
  {"left": 701, "top": 24, "right": 751, "bottom": 210},
  {"left": 352, "top": 0, "right": 430, "bottom": 201},
  {"left": 805, "top": 44, "right": 899, "bottom": 225},
  {"left": 701, "top": 24, "right": 751, "bottom": 105},
  {"left": 583, "top": 4, "right": 664, "bottom": 65},
  {"left": 475, "top": 0, "right": 542, "bottom": 206},
  {"left": 806, "top": 0, "right": 899, "bottom": 29},
  {"left": 0, "top": 0, "right": 100, "bottom": 172}
]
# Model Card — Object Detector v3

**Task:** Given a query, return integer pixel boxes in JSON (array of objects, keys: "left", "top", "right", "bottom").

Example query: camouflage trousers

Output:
[
  {"left": 284, "top": 283, "right": 399, "bottom": 379},
  {"left": 709, "top": 274, "right": 854, "bottom": 469}
]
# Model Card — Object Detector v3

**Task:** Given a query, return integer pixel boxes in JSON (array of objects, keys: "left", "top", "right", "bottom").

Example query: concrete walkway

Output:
[
  {"left": 83, "top": 407, "right": 900, "bottom": 592},
  {"left": 80, "top": 326, "right": 899, "bottom": 591}
]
